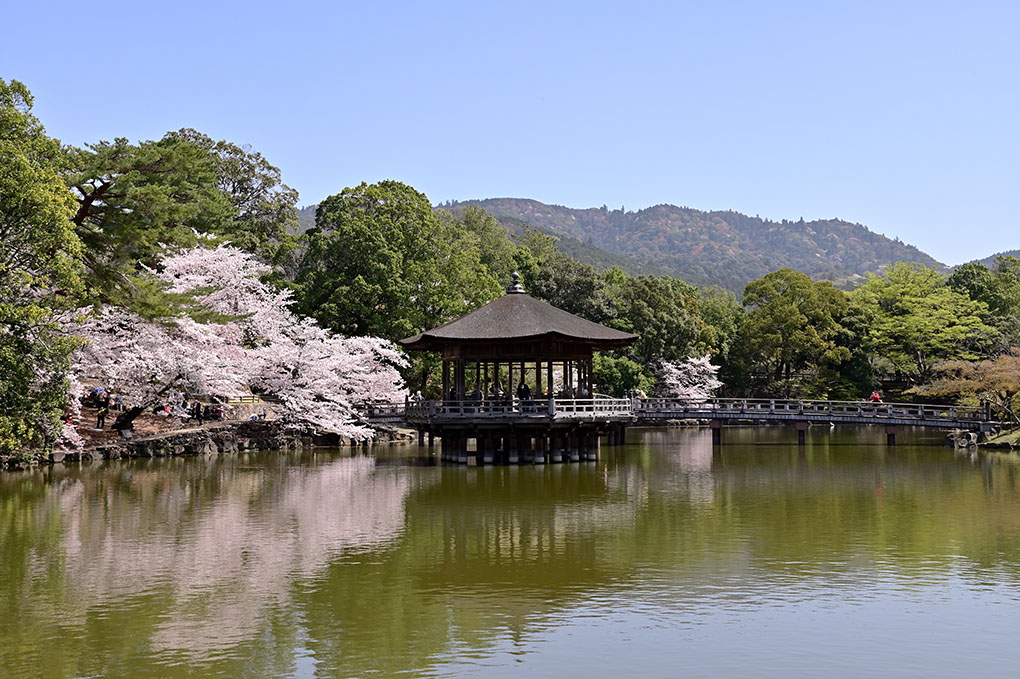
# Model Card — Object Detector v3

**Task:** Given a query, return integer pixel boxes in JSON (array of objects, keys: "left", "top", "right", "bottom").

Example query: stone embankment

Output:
[{"left": 3, "top": 421, "right": 411, "bottom": 469}]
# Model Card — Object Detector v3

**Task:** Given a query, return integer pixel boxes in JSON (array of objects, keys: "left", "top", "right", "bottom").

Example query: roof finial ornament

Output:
[{"left": 507, "top": 271, "right": 525, "bottom": 294}]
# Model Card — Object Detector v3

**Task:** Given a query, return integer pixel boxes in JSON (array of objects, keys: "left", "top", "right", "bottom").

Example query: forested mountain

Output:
[
  {"left": 443, "top": 198, "right": 944, "bottom": 292},
  {"left": 962, "top": 249, "right": 1020, "bottom": 269}
]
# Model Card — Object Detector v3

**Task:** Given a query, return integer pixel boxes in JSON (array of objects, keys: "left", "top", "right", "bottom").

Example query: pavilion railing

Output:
[{"left": 403, "top": 397, "right": 632, "bottom": 421}]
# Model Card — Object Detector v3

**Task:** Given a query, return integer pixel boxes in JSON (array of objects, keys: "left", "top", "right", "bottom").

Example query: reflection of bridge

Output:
[{"left": 365, "top": 397, "right": 999, "bottom": 451}]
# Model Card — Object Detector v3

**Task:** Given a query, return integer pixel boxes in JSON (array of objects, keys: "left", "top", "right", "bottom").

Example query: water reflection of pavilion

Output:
[{"left": 401, "top": 274, "right": 637, "bottom": 465}]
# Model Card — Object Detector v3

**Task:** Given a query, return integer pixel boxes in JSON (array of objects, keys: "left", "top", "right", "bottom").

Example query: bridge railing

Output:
[
  {"left": 387, "top": 397, "right": 993, "bottom": 425},
  {"left": 633, "top": 398, "right": 987, "bottom": 422},
  {"left": 360, "top": 401, "right": 406, "bottom": 421},
  {"left": 403, "top": 397, "right": 632, "bottom": 421}
]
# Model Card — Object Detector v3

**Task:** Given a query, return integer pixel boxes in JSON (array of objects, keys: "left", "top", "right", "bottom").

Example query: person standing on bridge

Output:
[
  {"left": 870, "top": 390, "right": 882, "bottom": 403},
  {"left": 517, "top": 380, "right": 531, "bottom": 402}
]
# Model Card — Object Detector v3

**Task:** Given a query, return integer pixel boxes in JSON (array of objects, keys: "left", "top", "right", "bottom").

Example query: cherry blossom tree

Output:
[
  {"left": 72, "top": 243, "right": 407, "bottom": 439},
  {"left": 655, "top": 355, "right": 722, "bottom": 401}
]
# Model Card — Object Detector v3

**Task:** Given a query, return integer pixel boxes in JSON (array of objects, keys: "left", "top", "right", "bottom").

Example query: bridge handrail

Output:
[
  {"left": 388, "top": 396, "right": 997, "bottom": 425},
  {"left": 633, "top": 397, "right": 988, "bottom": 421}
]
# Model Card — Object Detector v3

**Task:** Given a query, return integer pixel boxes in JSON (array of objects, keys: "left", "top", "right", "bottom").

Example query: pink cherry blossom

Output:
[
  {"left": 655, "top": 355, "right": 722, "bottom": 401},
  {"left": 71, "top": 244, "right": 407, "bottom": 440}
]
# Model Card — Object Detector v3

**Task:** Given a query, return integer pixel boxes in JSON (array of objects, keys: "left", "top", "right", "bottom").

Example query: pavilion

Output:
[{"left": 400, "top": 273, "right": 638, "bottom": 464}]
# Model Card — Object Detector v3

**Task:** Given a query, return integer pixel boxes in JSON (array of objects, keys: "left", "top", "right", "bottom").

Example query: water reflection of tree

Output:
[
  {"left": 0, "top": 452, "right": 413, "bottom": 677},
  {"left": 5, "top": 434, "right": 1020, "bottom": 676}
]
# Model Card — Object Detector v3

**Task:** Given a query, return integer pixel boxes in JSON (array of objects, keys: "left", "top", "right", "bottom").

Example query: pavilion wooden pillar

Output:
[
  {"left": 455, "top": 359, "right": 465, "bottom": 399},
  {"left": 442, "top": 361, "right": 450, "bottom": 399},
  {"left": 547, "top": 361, "right": 554, "bottom": 396},
  {"left": 536, "top": 360, "right": 542, "bottom": 395}
]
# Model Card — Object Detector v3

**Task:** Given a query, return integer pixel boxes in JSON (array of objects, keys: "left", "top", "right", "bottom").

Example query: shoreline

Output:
[{"left": 3, "top": 420, "right": 413, "bottom": 471}]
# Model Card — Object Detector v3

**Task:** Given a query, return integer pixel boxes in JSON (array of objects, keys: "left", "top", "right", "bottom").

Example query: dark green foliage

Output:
[
  {"left": 592, "top": 354, "right": 654, "bottom": 397},
  {"left": 67, "top": 136, "right": 231, "bottom": 305},
  {"left": 726, "top": 269, "right": 857, "bottom": 398},
  {"left": 161, "top": 129, "right": 299, "bottom": 266},
  {"left": 528, "top": 253, "right": 616, "bottom": 325},
  {"left": 67, "top": 129, "right": 299, "bottom": 312},
  {"left": 607, "top": 274, "right": 710, "bottom": 367},
  {"left": 296, "top": 180, "right": 501, "bottom": 340},
  {"left": 697, "top": 287, "right": 743, "bottom": 362},
  {"left": 0, "top": 79, "right": 82, "bottom": 453}
]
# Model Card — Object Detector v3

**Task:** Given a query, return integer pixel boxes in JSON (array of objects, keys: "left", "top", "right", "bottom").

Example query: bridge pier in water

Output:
[{"left": 427, "top": 423, "right": 607, "bottom": 466}]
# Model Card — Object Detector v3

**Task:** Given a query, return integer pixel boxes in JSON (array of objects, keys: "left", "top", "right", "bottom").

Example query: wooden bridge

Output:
[
  {"left": 365, "top": 396, "right": 998, "bottom": 434},
  {"left": 633, "top": 397, "right": 993, "bottom": 429}
]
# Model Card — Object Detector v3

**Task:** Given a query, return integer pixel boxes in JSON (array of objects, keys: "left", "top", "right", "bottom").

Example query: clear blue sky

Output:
[{"left": 3, "top": 0, "right": 1017, "bottom": 265}]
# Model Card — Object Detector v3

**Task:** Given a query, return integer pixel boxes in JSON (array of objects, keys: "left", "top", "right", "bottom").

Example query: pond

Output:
[{"left": 2, "top": 426, "right": 1020, "bottom": 678}]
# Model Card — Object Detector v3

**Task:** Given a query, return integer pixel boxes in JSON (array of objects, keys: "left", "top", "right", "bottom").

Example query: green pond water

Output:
[{"left": 3, "top": 426, "right": 1020, "bottom": 678}]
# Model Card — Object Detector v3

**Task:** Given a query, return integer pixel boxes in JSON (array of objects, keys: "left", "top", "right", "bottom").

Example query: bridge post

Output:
[
  {"left": 886, "top": 425, "right": 897, "bottom": 446},
  {"left": 710, "top": 419, "right": 722, "bottom": 446},
  {"left": 550, "top": 431, "right": 563, "bottom": 463},
  {"left": 508, "top": 432, "right": 519, "bottom": 465},
  {"left": 483, "top": 432, "right": 494, "bottom": 465},
  {"left": 417, "top": 428, "right": 425, "bottom": 447},
  {"left": 428, "top": 431, "right": 435, "bottom": 447},
  {"left": 534, "top": 432, "right": 546, "bottom": 465},
  {"left": 796, "top": 421, "right": 807, "bottom": 446}
]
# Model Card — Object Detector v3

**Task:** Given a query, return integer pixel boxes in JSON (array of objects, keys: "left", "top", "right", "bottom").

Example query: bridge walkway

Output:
[{"left": 364, "top": 397, "right": 997, "bottom": 431}]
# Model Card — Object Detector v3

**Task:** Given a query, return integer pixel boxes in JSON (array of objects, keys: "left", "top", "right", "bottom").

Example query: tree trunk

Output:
[
  {"left": 111, "top": 380, "right": 182, "bottom": 431},
  {"left": 111, "top": 406, "right": 147, "bottom": 431}
]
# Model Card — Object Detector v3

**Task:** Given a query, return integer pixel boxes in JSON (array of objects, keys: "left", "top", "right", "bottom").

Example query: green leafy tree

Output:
[
  {"left": 853, "top": 263, "right": 993, "bottom": 384},
  {"left": 161, "top": 128, "right": 299, "bottom": 267},
  {"left": 67, "top": 135, "right": 231, "bottom": 308},
  {"left": 729, "top": 269, "right": 853, "bottom": 397},
  {"left": 947, "top": 257, "right": 1020, "bottom": 352},
  {"left": 528, "top": 252, "right": 616, "bottom": 324},
  {"left": 451, "top": 206, "right": 523, "bottom": 285},
  {"left": 608, "top": 274, "right": 709, "bottom": 366},
  {"left": 0, "top": 80, "right": 82, "bottom": 454},
  {"left": 697, "top": 286, "right": 744, "bottom": 362},
  {"left": 67, "top": 129, "right": 298, "bottom": 312},
  {"left": 592, "top": 354, "right": 654, "bottom": 397},
  {"left": 296, "top": 180, "right": 501, "bottom": 340}
]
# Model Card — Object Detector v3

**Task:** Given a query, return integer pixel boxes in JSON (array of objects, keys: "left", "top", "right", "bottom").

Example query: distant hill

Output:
[
  {"left": 444, "top": 198, "right": 944, "bottom": 292},
  {"left": 959, "top": 249, "right": 1020, "bottom": 270},
  {"left": 296, "top": 197, "right": 947, "bottom": 292},
  {"left": 295, "top": 204, "right": 317, "bottom": 234}
]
